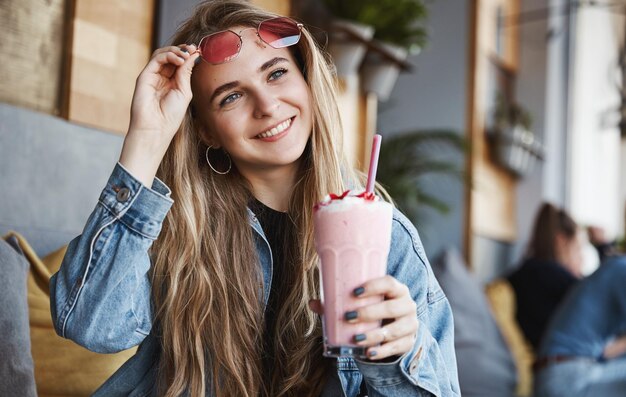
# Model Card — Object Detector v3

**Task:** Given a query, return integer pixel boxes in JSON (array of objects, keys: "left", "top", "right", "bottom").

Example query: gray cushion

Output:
[
  {"left": 433, "top": 247, "right": 517, "bottom": 397},
  {"left": 0, "top": 237, "right": 36, "bottom": 397},
  {"left": 0, "top": 102, "right": 123, "bottom": 256}
]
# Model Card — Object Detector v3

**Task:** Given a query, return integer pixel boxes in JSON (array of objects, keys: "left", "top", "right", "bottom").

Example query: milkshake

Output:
[{"left": 313, "top": 190, "right": 393, "bottom": 358}]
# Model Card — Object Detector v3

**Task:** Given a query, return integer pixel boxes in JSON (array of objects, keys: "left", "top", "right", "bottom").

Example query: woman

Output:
[
  {"left": 534, "top": 256, "right": 626, "bottom": 397},
  {"left": 508, "top": 202, "right": 583, "bottom": 350},
  {"left": 50, "top": 1, "right": 459, "bottom": 396}
]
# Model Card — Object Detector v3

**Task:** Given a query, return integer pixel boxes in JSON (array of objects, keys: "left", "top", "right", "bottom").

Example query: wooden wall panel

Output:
[
  {"left": 251, "top": 0, "right": 290, "bottom": 16},
  {"left": 0, "top": 0, "right": 67, "bottom": 115},
  {"left": 467, "top": 0, "right": 519, "bottom": 249},
  {"left": 64, "top": 0, "right": 154, "bottom": 134}
]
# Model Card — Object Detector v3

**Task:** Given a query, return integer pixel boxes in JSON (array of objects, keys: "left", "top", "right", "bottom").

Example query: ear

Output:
[
  {"left": 204, "top": 138, "right": 222, "bottom": 150},
  {"left": 190, "top": 100, "right": 222, "bottom": 148},
  {"left": 197, "top": 126, "right": 222, "bottom": 149}
]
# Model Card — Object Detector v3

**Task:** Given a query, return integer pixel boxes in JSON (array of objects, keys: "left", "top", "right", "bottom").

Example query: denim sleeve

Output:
[
  {"left": 49, "top": 163, "right": 173, "bottom": 354},
  {"left": 355, "top": 210, "right": 461, "bottom": 397}
]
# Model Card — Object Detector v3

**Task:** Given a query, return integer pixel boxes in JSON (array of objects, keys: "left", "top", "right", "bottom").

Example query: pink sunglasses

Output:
[{"left": 197, "top": 17, "right": 303, "bottom": 65}]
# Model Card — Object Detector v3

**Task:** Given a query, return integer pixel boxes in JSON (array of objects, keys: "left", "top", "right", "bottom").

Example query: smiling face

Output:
[{"left": 191, "top": 26, "right": 312, "bottom": 182}]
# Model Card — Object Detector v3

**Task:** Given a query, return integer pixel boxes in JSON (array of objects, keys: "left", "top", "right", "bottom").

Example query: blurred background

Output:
[{"left": 1, "top": 0, "right": 625, "bottom": 396}]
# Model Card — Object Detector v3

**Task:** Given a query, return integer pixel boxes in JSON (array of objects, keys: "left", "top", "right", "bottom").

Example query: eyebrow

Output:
[
  {"left": 210, "top": 57, "right": 290, "bottom": 103},
  {"left": 259, "top": 57, "right": 289, "bottom": 73},
  {"left": 210, "top": 81, "right": 239, "bottom": 103}
]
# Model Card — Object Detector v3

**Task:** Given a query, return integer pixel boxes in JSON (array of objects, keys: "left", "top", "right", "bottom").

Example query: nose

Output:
[{"left": 252, "top": 90, "right": 279, "bottom": 119}]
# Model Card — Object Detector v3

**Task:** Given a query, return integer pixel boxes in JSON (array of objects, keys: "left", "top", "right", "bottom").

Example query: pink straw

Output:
[{"left": 366, "top": 134, "right": 382, "bottom": 194}]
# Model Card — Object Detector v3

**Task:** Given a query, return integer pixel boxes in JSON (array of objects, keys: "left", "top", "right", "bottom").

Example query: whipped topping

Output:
[{"left": 314, "top": 190, "right": 382, "bottom": 211}]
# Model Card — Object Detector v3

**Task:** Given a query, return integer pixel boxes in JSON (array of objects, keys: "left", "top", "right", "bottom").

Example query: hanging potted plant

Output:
[
  {"left": 490, "top": 93, "right": 544, "bottom": 177},
  {"left": 357, "top": 0, "right": 428, "bottom": 100},
  {"left": 323, "top": 0, "right": 429, "bottom": 97},
  {"left": 321, "top": 0, "right": 375, "bottom": 77}
]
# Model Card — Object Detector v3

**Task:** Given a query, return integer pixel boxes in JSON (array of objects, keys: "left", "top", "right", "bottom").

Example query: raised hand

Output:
[{"left": 120, "top": 45, "right": 201, "bottom": 186}]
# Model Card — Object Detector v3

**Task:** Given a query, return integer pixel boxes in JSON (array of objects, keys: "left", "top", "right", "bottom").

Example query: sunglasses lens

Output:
[
  {"left": 199, "top": 31, "right": 241, "bottom": 64},
  {"left": 258, "top": 17, "right": 301, "bottom": 48}
]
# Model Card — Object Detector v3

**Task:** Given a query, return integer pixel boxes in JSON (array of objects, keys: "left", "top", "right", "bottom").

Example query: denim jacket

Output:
[{"left": 50, "top": 163, "right": 460, "bottom": 397}]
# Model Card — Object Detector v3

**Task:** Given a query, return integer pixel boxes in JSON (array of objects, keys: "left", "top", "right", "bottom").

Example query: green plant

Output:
[
  {"left": 323, "top": 0, "right": 430, "bottom": 52},
  {"left": 493, "top": 92, "right": 533, "bottom": 131},
  {"left": 376, "top": 129, "right": 467, "bottom": 223}
]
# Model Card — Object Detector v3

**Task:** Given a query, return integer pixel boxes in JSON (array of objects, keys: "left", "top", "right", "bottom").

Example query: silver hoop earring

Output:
[{"left": 205, "top": 146, "right": 232, "bottom": 175}]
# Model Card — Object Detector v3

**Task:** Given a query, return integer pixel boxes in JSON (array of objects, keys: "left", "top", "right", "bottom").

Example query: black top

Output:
[
  {"left": 507, "top": 258, "right": 579, "bottom": 350},
  {"left": 249, "top": 199, "right": 290, "bottom": 372}
]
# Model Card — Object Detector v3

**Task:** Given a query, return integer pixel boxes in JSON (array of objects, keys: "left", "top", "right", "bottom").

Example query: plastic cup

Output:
[{"left": 313, "top": 193, "right": 392, "bottom": 357}]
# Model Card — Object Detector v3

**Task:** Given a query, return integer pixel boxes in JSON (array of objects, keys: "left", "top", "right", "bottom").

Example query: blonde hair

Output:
[{"left": 151, "top": 1, "right": 357, "bottom": 396}]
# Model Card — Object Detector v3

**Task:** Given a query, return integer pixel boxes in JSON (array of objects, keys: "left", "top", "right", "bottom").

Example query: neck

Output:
[{"left": 242, "top": 165, "right": 299, "bottom": 212}]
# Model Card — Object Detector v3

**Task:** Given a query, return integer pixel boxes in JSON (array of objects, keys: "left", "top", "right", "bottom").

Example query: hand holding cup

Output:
[{"left": 346, "top": 276, "right": 419, "bottom": 360}]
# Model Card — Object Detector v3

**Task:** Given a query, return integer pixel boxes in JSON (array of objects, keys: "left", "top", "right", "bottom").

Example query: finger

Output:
[
  {"left": 353, "top": 315, "right": 418, "bottom": 346},
  {"left": 355, "top": 275, "right": 410, "bottom": 300},
  {"left": 141, "top": 45, "right": 199, "bottom": 82},
  {"left": 140, "top": 51, "right": 187, "bottom": 78},
  {"left": 365, "top": 334, "right": 416, "bottom": 361},
  {"left": 173, "top": 51, "right": 201, "bottom": 98},
  {"left": 308, "top": 299, "right": 323, "bottom": 315},
  {"left": 347, "top": 296, "right": 416, "bottom": 323},
  {"left": 152, "top": 45, "right": 196, "bottom": 59}
]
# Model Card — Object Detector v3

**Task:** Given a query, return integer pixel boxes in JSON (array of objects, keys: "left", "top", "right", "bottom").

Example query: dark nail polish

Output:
[
  {"left": 344, "top": 311, "right": 358, "bottom": 321},
  {"left": 194, "top": 56, "right": 202, "bottom": 65},
  {"left": 368, "top": 350, "right": 377, "bottom": 357},
  {"left": 353, "top": 287, "right": 365, "bottom": 296},
  {"left": 354, "top": 333, "right": 367, "bottom": 342}
]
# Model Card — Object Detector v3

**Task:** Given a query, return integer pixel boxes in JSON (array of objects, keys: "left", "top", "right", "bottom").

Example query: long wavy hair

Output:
[{"left": 150, "top": 1, "right": 357, "bottom": 396}]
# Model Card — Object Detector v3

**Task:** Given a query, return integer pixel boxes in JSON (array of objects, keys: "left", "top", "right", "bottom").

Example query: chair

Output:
[{"left": 485, "top": 279, "right": 535, "bottom": 397}]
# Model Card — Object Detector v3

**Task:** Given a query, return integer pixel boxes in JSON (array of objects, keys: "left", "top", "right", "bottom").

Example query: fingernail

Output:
[
  {"left": 194, "top": 56, "right": 202, "bottom": 65},
  {"left": 354, "top": 333, "right": 366, "bottom": 343},
  {"left": 179, "top": 46, "right": 188, "bottom": 53},
  {"left": 368, "top": 350, "right": 377, "bottom": 357},
  {"left": 353, "top": 287, "right": 365, "bottom": 296},
  {"left": 344, "top": 311, "right": 358, "bottom": 322}
]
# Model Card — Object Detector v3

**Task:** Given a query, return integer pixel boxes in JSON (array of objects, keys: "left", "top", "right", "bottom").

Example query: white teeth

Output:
[{"left": 257, "top": 118, "right": 292, "bottom": 139}]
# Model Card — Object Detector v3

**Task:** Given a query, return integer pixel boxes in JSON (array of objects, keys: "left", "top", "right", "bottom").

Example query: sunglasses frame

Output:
[{"left": 197, "top": 17, "right": 304, "bottom": 65}]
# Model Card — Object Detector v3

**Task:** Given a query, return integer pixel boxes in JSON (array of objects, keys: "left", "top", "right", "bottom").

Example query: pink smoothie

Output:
[{"left": 313, "top": 191, "right": 393, "bottom": 355}]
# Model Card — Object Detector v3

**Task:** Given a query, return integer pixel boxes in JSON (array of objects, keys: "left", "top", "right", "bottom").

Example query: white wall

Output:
[
  {"left": 542, "top": 0, "right": 574, "bottom": 207},
  {"left": 156, "top": 0, "right": 201, "bottom": 47},
  {"left": 569, "top": 6, "right": 624, "bottom": 240},
  {"left": 376, "top": 0, "right": 469, "bottom": 261},
  {"left": 513, "top": 1, "right": 626, "bottom": 266},
  {"left": 512, "top": 0, "right": 572, "bottom": 265}
]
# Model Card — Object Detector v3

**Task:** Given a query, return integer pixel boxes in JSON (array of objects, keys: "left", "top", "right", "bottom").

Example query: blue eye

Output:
[
  {"left": 269, "top": 68, "right": 287, "bottom": 81},
  {"left": 220, "top": 92, "right": 241, "bottom": 107}
]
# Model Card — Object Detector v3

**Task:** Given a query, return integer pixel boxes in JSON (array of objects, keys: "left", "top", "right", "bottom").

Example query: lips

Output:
[{"left": 255, "top": 117, "right": 293, "bottom": 139}]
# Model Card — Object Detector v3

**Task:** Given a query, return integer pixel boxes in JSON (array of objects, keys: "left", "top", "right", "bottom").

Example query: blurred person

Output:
[
  {"left": 534, "top": 256, "right": 626, "bottom": 397},
  {"left": 587, "top": 225, "right": 620, "bottom": 264},
  {"left": 507, "top": 203, "right": 583, "bottom": 350}
]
